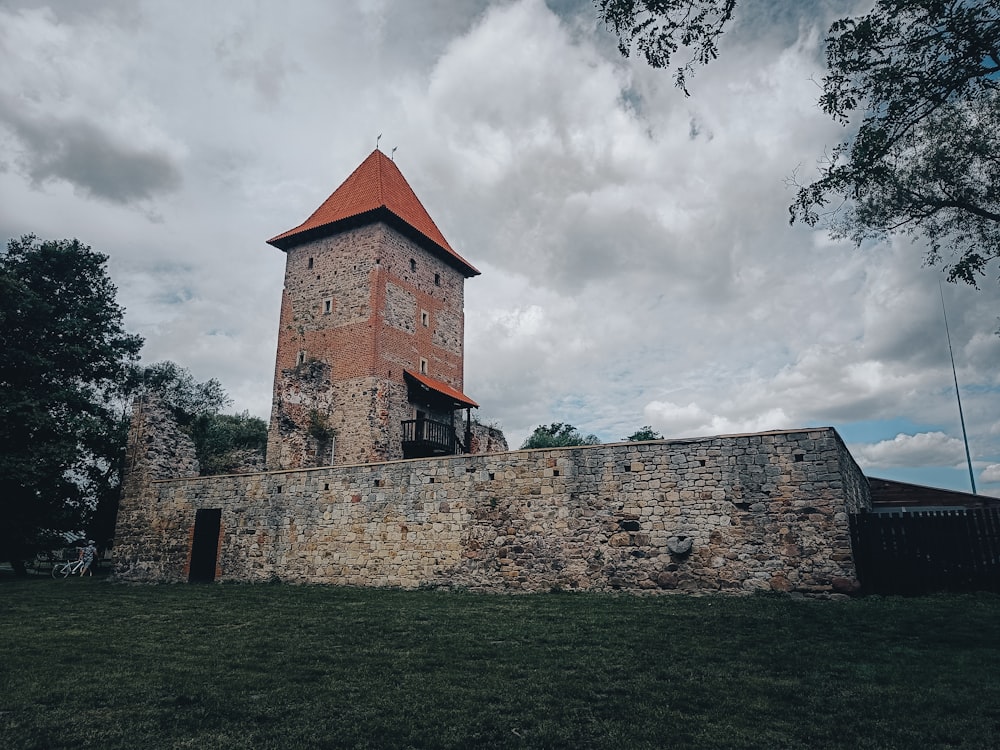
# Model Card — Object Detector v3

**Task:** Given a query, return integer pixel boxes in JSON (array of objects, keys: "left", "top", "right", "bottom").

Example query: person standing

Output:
[{"left": 78, "top": 540, "right": 97, "bottom": 577}]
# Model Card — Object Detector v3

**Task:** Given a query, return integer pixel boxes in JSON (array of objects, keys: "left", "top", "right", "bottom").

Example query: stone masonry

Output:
[{"left": 114, "top": 425, "right": 870, "bottom": 595}]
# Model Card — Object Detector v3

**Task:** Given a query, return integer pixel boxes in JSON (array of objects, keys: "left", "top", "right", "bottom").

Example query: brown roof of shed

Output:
[{"left": 267, "top": 149, "right": 479, "bottom": 277}]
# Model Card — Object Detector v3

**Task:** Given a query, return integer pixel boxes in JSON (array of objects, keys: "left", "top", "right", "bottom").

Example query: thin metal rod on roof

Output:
[
  {"left": 376, "top": 133, "right": 382, "bottom": 150},
  {"left": 391, "top": 146, "right": 397, "bottom": 161},
  {"left": 940, "top": 281, "right": 977, "bottom": 494}
]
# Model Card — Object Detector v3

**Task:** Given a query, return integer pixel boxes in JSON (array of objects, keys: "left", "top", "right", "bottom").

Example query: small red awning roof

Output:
[
  {"left": 404, "top": 370, "right": 478, "bottom": 409},
  {"left": 268, "top": 149, "right": 480, "bottom": 277}
]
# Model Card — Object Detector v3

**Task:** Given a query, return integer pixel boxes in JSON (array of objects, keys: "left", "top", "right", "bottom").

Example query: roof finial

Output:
[
  {"left": 391, "top": 146, "right": 397, "bottom": 161},
  {"left": 376, "top": 133, "right": 382, "bottom": 151}
]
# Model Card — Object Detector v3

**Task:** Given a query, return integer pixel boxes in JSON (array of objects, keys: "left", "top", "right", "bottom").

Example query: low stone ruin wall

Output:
[{"left": 114, "top": 427, "right": 870, "bottom": 595}]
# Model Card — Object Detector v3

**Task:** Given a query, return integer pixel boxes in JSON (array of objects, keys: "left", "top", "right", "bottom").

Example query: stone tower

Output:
[{"left": 265, "top": 150, "right": 481, "bottom": 469}]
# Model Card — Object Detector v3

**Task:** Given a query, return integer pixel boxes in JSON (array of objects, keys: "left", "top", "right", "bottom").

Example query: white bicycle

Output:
[{"left": 51, "top": 558, "right": 86, "bottom": 578}]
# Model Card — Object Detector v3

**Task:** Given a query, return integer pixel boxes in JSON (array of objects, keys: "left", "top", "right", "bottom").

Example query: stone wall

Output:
[{"left": 114, "top": 427, "right": 870, "bottom": 595}]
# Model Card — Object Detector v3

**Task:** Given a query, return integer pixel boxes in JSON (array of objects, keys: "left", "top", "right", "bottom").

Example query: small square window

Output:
[
  {"left": 420, "top": 310, "right": 429, "bottom": 327},
  {"left": 410, "top": 258, "right": 417, "bottom": 272},
  {"left": 419, "top": 358, "right": 428, "bottom": 375},
  {"left": 323, "top": 298, "right": 332, "bottom": 314}
]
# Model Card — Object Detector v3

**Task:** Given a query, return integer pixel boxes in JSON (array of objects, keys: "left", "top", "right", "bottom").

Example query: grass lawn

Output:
[{"left": 1, "top": 578, "right": 999, "bottom": 749}]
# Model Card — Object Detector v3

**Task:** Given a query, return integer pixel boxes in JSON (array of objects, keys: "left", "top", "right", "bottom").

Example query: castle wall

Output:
[{"left": 114, "top": 427, "right": 870, "bottom": 595}]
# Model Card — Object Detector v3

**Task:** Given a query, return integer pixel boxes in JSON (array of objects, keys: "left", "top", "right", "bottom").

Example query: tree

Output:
[
  {"left": 521, "top": 422, "right": 601, "bottom": 449},
  {"left": 0, "top": 236, "right": 142, "bottom": 572},
  {"left": 598, "top": 0, "right": 737, "bottom": 94},
  {"left": 132, "top": 360, "right": 230, "bottom": 424},
  {"left": 131, "top": 360, "right": 268, "bottom": 475},
  {"left": 623, "top": 426, "right": 663, "bottom": 441},
  {"left": 190, "top": 411, "right": 268, "bottom": 475},
  {"left": 598, "top": 0, "right": 1000, "bottom": 286}
]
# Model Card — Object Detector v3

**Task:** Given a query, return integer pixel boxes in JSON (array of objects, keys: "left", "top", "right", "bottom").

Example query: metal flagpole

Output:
[{"left": 939, "top": 282, "right": 977, "bottom": 494}]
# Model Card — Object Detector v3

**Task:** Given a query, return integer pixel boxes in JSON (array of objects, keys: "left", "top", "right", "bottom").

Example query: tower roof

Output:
[{"left": 267, "top": 149, "right": 480, "bottom": 277}]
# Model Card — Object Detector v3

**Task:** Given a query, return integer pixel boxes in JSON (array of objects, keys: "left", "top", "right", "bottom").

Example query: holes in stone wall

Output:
[
  {"left": 489, "top": 472, "right": 495, "bottom": 481},
  {"left": 307, "top": 257, "right": 314, "bottom": 269},
  {"left": 410, "top": 258, "right": 417, "bottom": 272},
  {"left": 323, "top": 483, "right": 329, "bottom": 491},
  {"left": 553, "top": 469, "right": 560, "bottom": 477},
  {"left": 434, "top": 273, "right": 440, "bottom": 286},
  {"left": 699, "top": 459, "right": 706, "bottom": 467},
  {"left": 277, "top": 485, "right": 283, "bottom": 494},
  {"left": 794, "top": 453, "right": 805, "bottom": 462}
]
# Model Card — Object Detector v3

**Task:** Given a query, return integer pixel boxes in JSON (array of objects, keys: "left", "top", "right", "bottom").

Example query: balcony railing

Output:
[{"left": 401, "top": 418, "right": 456, "bottom": 458}]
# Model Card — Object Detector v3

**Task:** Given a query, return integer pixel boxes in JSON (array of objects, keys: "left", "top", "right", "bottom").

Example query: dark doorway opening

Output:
[{"left": 189, "top": 508, "right": 222, "bottom": 583}]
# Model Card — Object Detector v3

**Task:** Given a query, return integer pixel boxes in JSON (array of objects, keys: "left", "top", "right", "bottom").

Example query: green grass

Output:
[{"left": 2, "top": 580, "right": 999, "bottom": 749}]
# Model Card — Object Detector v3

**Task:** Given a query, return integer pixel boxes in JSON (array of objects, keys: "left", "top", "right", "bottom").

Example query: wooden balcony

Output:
[{"left": 401, "top": 418, "right": 456, "bottom": 459}]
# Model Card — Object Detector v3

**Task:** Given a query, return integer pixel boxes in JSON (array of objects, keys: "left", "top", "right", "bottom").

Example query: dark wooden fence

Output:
[{"left": 850, "top": 508, "right": 1000, "bottom": 594}]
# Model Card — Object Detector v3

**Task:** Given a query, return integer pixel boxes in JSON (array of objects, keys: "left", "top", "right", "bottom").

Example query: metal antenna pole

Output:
[{"left": 940, "top": 282, "right": 977, "bottom": 494}]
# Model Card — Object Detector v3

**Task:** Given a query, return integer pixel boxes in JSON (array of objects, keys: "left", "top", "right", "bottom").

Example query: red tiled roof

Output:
[
  {"left": 267, "top": 150, "right": 479, "bottom": 276},
  {"left": 404, "top": 369, "right": 479, "bottom": 409}
]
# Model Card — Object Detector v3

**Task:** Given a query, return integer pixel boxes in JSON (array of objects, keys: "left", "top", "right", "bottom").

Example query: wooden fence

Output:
[{"left": 850, "top": 508, "right": 1000, "bottom": 594}]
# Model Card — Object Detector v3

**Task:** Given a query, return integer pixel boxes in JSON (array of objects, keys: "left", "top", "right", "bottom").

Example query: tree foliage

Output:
[
  {"left": 792, "top": 0, "right": 1000, "bottom": 286},
  {"left": 521, "top": 422, "right": 601, "bottom": 449},
  {"left": 598, "top": 0, "right": 1000, "bottom": 286},
  {"left": 0, "top": 236, "right": 142, "bottom": 569},
  {"left": 190, "top": 411, "right": 268, "bottom": 476},
  {"left": 623, "top": 425, "right": 663, "bottom": 441},
  {"left": 597, "top": 0, "right": 737, "bottom": 94},
  {"left": 133, "top": 360, "right": 265, "bottom": 475},
  {"left": 131, "top": 360, "right": 230, "bottom": 425}
]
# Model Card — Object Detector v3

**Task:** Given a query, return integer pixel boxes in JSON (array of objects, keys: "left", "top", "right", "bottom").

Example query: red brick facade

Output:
[{"left": 266, "top": 153, "right": 479, "bottom": 469}]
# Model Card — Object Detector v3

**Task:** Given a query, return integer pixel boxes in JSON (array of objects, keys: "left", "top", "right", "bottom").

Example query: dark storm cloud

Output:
[{"left": 0, "top": 103, "right": 182, "bottom": 204}]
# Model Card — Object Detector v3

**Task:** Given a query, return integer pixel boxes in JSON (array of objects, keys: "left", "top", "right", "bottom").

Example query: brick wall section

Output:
[
  {"left": 115, "top": 427, "right": 871, "bottom": 595},
  {"left": 267, "top": 222, "right": 468, "bottom": 469}
]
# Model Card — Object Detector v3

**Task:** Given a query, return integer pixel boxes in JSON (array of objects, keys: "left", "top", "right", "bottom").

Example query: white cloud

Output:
[
  {"left": 0, "top": 0, "right": 997, "bottom": 491},
  {"left": 981, "top": 464, "right": 1000, "bottom": 483},
  {"left": 851, "top": 432, "right": 966, "bottom": 470},
  {"left": 643, "top": 400, "right": 792, "bottom": 437}
]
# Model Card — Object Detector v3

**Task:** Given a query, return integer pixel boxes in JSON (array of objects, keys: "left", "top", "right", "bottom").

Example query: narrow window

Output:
[
  {"left": 307, "top": 257, "right": 314, "bottom": 269},
  {"left": 419, "top": 358, "right": 428, "bottom": 375},
  {"left": 434, "top": 273, "right": 440, "bottom": 286},
  {"left": 297, "top": 350, "right": 306, "bottom": 365},
  {"left": 420, "top": 310, "right": 429, "bottom": 327},
  {"left": 410, "top": 258, "right": 417, "bottom": 272},
  {"left": 323, "top": 298, "right": 333, "bottom": 314}
]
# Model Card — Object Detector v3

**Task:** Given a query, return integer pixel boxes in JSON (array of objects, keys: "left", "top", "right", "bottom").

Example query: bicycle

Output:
[{"left": 51, "top": 558, "right": 86, "bottom": 578}]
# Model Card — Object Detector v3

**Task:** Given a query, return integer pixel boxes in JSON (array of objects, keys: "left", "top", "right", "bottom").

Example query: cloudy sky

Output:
[{"left": 2, "top": 0, "right": 998, "bottom": 496}]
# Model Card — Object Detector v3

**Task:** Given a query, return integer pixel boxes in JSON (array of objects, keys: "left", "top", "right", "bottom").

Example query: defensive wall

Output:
[{"left": 114, "top": 413, "right": 871, "bottom": 595}]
